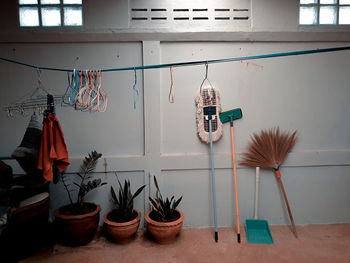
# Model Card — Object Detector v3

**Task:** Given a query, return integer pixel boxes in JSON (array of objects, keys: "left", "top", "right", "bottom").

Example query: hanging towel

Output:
[{"left": 37, "top": 113, "right": 70, "bottom": 181}]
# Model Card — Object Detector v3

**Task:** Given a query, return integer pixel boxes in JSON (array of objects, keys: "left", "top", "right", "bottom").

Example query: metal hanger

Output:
[{"left": 2, "top": 68, "right": 62, "bottom": 117}]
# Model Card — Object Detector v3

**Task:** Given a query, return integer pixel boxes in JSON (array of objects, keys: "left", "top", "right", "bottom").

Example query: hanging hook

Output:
[
  {"left": 36, "top": 68, "right": 44, "bottom": 93},
  {"left": 133, "top": 67, "right": 139, "bottom": 109},
  {"left": 20, "top": 103, "right": 26, "bottom": 116},
  {"left": 168, "top": 66, "right": 175, "bottom": 103},
  {"left": 33, "top": 104, "right": 37, "bottom": 115},
  {"left": 205, "top": 61, "right": 209, "bottom": 80},
  {"left": 39, "top": 106, "right": 45, "bottom": 115},
  {"left": 31, "top": 67, "right": 49, "bottom": 97},
  {"left": 62, "top": 70, "right": 73, "bottom": 106},
  {"left": 36, "top": 67, "right": 42, "bottom": 81},
  {"left": 200, "top": 61, "right": 213, "bottom": 94}
]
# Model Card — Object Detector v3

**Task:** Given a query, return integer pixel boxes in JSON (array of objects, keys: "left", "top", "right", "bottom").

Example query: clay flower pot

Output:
[
  {"left": 54, "top": 202, "right": 101, "bottom": 246},
  {"left": 145, "top": 210, "right": 184, "bottom": 244},
  {"left": 104, "top": 209, "right": 141, "bottom": 244}
]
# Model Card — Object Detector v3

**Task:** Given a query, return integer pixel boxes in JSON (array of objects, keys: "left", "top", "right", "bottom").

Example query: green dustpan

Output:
[
  {"left": 246, "top": 219, "right": 273, "bottom": 244},
  {"left": 246, "top": 167, "right": 274, "bottom": 244}
]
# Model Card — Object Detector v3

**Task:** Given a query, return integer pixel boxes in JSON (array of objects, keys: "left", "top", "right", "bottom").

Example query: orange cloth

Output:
[{"left": 38, "top": 113, "right": 70, "bottom": 181}]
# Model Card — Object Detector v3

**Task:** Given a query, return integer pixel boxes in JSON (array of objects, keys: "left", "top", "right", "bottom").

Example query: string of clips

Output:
[{"left": 1, "top": 45, "right": 350, "bottom": 114}]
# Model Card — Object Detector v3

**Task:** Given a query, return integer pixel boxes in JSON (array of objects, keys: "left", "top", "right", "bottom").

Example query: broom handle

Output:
[
  {"left": 275, "top": 171, "right": 298, "bottom": 238},
  {"left": 230, "top": 123, "right": 241, "bottom": 243},
  {"left": 254, "top": 167, "right": 260, "bottom": 220}
]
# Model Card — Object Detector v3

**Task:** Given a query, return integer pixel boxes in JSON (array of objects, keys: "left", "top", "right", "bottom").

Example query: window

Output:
[
  {"left": 300, "top": 0, "right": 350, "bottom": 25},
  {"left": 19, "top": 0, "right": 83, "bottom": 27}
]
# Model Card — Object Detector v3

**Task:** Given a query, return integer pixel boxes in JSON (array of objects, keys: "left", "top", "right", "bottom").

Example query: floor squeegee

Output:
[{"left": 219, "top": 108, "right": 243, "bottom": 243}]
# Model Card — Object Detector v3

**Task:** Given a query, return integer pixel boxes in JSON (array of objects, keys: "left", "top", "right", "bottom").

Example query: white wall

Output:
[
  {"left": 1, "top": 0, "right": 350, "bottom": 42},
  {"left": 0, "top": 0, "right": 349, "bottom": 228},
  {"left": 158, "top": 41, "right": 350, "bottom": 226}
]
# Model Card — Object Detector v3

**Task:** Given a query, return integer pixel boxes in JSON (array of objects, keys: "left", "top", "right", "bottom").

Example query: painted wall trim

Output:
[
  {"left": 4, "top": 149, "right": 349, "bottom": 175},
  {"left": 1, "top": 31, "right": 350, "bottom": 43}
]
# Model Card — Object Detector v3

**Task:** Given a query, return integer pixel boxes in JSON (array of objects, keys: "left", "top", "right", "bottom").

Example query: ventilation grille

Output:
[{"left": 130, "top": 0, "right": 251, "bottom": 30}]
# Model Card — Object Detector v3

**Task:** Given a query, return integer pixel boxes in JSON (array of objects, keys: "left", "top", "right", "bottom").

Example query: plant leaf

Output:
[
  {"left": 149, "top": 197, "right": 159, "bottom": 211},
  {"left": 153, "top": 176, "right": 163, "bottom": 200},
  {"left": 124, "top": 180, "right": 129, "bottom": 204},
  {"left": 111, "top": 186, "right": 117, "bottom": 204},
  {"left": 116, "top": 174, "right": 123, "bottom": 193},
  {"left": 132, "top": 185, "right": 146, "bottom": 200},
  {"left": 173, "top": 196, "right": 183, "bottom": 210},
  {"left": 153, "top": 176, "right": 159, "bottom": 191}
]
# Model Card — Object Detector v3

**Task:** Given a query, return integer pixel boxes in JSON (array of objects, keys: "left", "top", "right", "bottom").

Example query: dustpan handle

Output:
[{"left": 254, "top": 167, "right": 260, "bottom": 220}]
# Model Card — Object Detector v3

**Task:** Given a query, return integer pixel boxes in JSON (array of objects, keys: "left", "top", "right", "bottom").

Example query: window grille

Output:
[{"left": 19, "top": 0, "right": 83, "bottom": 27}]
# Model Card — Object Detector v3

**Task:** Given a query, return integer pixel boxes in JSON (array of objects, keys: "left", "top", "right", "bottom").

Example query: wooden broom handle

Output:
[
  {"left": 231, "top": 124, "right": 241, "bottom": 240},
  {"left": 275, "top": 171, "right": 298, "bottom": 238}
]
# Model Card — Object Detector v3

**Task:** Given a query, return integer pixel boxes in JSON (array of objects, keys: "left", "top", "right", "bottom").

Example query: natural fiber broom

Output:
[{"left": 240, "top": 127, "right": 298, "bottom": 238}]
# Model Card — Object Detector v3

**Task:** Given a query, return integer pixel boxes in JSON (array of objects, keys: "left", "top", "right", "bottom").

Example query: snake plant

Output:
[
  {"left": 149, "top": 176, "right": 183, "bottom": 222},
  {"left": 110, "top": 174, "right": 146, "bottom": 222}
]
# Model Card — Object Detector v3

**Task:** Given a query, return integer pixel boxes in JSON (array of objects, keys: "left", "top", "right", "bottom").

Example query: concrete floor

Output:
[{"left": 21, "top": 224, "right": 350, "bottom": 263}]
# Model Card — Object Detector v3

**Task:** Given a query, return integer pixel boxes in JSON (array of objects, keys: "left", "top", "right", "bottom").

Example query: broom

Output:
[{"left": 240, "top": 127, "right": 298, "bottom": 238}]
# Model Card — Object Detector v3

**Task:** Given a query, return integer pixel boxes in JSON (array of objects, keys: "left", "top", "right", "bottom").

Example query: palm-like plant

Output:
[
  {"left": 148, "top": 176, "right": 182, "bottom": 222},
  {"left": 61, "top": 150, "right": 106, "bottom": 206},
  {"left": 110, "top": 174, "right": 146, "bottom": 222}
]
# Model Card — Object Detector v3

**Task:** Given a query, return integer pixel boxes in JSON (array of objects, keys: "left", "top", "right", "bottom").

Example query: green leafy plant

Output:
[
  {"left": 148, "top": 176, "right": 182, "bottom": 222},
  {"left": 110, "top": 174, "right": 146, "bottom": 222},
  {"left": 61, "top": 150, "right": 106, "bottom": 206}
]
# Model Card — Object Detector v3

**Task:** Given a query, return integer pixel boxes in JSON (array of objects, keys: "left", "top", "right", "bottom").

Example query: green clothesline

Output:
[{"left": 0, "top": 46, "right": 350, "bottom": 73}]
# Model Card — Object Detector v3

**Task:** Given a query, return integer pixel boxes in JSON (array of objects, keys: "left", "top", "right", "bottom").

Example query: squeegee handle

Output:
[
  {"left": 274, "top": 171, "right": 298, "bottom": 238},
  {"left": 230, "top": 123, "right": 241, "bottom": 241},
  {"left": 209, "top": 119, "right": 218, "bottom": 242}
]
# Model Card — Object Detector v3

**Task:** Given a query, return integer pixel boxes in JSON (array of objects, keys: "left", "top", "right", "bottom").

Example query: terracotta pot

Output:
[
  {"left": 104, "top": 209, "right": 141, "bottom": 244},
  {"left": 5, "top": 192, "right": 50, "bottom": 261},
  {"left": 12, "top": 192, "right": 50, "bottom": 223},
  {"left": 54, "top": 202, "right": 101, "bottom": 246},
  {"left": 145, "top": 210, "right": 184, "bottom": 244}
]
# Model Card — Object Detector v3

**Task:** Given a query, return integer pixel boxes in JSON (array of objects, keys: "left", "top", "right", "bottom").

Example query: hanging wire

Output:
[
  {"left": 29, "top": 68, "right": 49, "bottom": 97},
  {"left": 168, "top": 66, "right": 175, "bottom": 103},
  {"left": 199, "top": 62, "right": 214, "bottom": 94},
  {"left": 0, "top": 46, "right": 349, "bottom": 73},
  {"left": 133, "top": 67, "right": 139, "bottom": 109}
]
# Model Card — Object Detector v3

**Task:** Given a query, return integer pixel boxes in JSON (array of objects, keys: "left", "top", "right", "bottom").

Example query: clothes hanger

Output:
[{"left": 2, "top": 68, "right": 60, "bottom": 117}]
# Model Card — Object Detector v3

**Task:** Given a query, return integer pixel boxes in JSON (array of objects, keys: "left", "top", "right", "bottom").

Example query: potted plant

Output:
[
  {"left": 103, "top": 174, "right": 146, "bottom": 243},
  {"left": 54, "top": 151, "right": 106, "bottom": 246},
  {"left": 145, "top": 176, "right": 184, "bottom": 244}
]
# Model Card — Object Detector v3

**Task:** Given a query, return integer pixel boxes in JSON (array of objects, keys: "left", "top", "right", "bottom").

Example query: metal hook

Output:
[
  {"left": 39, "top": 106, "right": 44, "bottom": 115},
  {"left": 36, "top": 68, "right": 43, "bottom": 90},
  {"left": 36, "top": 67, "right": 42, "bottom": 79},
  {"left": 31, "top": 67, "right": 49, "bottom": 96},
  {"left": 7, "top": 108, "right": 13, "bottom": 118},
  {"left": 205, "top": 61, "right": 209, "bottom": 80},
  {"left": 20, "top": 104, "right": 26, "bottom": 116},
  {"left": 133, "top": 67, "right": 138, "bottom": 109},
  {"left": 169, "top": 66, "right": 174, "bottom": 103},
  {"left": 200, "top": 61, "right": 213, "bottom": 93}
]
